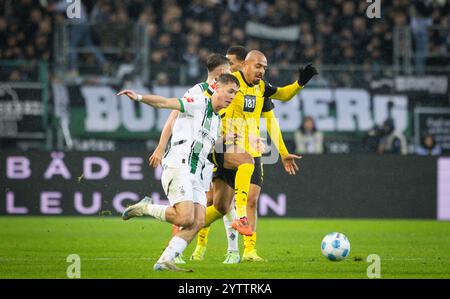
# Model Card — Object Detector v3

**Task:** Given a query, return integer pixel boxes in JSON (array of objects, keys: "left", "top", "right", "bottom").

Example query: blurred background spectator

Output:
[
  {"left": 294, "top": 116, "right": 324, "bottom": 154},
  {"left": 410, "top": 0, "right": 433, "bottom": 75},
  {"left": 1, "top": 0, "right": 449, "bottom": 81},
  {"left": 1, "top": 0, "right": 449, "bottom": 154},
  {"left": 377, "top": 118, "right": 408, "bottom": 155},
  {"left": 415, "top": 133, "right": 442, "bottom": 156},
  {"left": 363, "top": 124, "right": 384, "bottom": 153},
  {"left": 50, "top": 0, "right": 109, "bottom": 76}
]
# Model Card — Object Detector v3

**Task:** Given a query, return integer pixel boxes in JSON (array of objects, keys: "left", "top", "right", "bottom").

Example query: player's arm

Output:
[
  {"left": 262, "top": 110, "right": 289, "bottom": 158},
  {"left": 148, "top": 110, "right": 179, "bottom": 168},
  {"left": 262, "top": 110, "right": 302, "bottom": 175},
  {"left": 264, "top": 63, "right": 318, "bottom": 102},
  {"left": 117, "top": 89, "right": 182, "bottom": 111},
  {"left": 261, "top": 98, "right": 302, "bottom": 175},
  {"left": 157, "top": 110, "right": 178, "bottom": 150}
]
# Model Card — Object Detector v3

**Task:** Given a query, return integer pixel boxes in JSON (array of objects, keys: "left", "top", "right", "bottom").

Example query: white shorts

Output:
[
  {"left": 200, "top": 162, "right": 214, "bottom": 192},
  {"left": 161, "top": 166, "right": 207, "bottom": 207}
]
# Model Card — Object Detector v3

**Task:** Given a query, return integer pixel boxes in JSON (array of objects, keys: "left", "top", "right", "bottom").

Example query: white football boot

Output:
[
  {"left": 122, "top": 196, "right": 152, "bottom": 220},
  {"left": 153, "top": 260, "right": 193, "bottom": 272}
]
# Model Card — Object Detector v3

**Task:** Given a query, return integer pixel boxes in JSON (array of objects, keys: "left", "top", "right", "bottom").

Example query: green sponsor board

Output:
[
  {"left": 69, "top": 107, "right": 162, "bottom": 139},
  {"left": 64, "top": 84, "right": 416, "bottom": 142}
]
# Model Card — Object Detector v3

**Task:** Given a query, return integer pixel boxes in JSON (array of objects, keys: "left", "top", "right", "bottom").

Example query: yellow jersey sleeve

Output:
[{"left": 263, "top": 80, "right": 303, "bottom": 102}]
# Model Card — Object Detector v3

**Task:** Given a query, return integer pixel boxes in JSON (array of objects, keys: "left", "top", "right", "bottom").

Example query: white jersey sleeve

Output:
[
  {"left": 178, "top": 94, "right": 206, "bottom": 116},
  {"left": 184, "top": 84, "right": 203, "bottom": 97}
]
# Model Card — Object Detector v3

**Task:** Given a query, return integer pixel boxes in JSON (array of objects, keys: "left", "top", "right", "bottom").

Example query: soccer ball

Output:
[{"left": 321, "top": 232, "right": 350, "bottom": 261}]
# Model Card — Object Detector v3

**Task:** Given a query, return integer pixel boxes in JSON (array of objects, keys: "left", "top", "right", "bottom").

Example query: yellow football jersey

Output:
[{"left": 221, "top": 71, "right": 276, "bottom": 157}]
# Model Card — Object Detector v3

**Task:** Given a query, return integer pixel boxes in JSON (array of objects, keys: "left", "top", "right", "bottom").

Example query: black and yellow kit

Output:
[{"left": 210, "top": 70, "right": 303, "bottom": 187}]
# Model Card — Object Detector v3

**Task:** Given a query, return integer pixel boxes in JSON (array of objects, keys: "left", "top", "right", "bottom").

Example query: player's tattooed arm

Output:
[{"left": 117, "top": 89, "right": 182, "bottom": 111}]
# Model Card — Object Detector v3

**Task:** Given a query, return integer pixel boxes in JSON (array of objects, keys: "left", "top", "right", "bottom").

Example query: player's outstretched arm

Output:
[
  {"left": 267, "top": 63, "right": 318, "bottom": 102},
  {"left": 263, "top": 110, "right": 302, "bottom": 175},
  {"left": 149, "top": 110, "right": 179, "bottom": 168},
  {"left": 117, "top": 89, "right": 182, "bottom": 111},
  {"left": 262, "top": 110, "right": 289, "bottom": 157}
]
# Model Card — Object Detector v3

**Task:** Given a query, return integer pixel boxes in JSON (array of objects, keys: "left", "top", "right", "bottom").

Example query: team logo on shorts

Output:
[{"left": 179, "top": 186, "right": 186, "bottom": 196}]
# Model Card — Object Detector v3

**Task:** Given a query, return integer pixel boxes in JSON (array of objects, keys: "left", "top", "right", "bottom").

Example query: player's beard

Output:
[{"left": 253, "top": 73, "right": 263, "bottom": 84}]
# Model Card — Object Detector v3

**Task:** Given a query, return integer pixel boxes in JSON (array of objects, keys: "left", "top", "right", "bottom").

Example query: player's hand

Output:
[
  {"left": 248, "top": 134, "right": 266, "bottom": 154},
  {"left": 117, "top": 89, "right": 139, "bottom": 100},
  {"left": 256, "top": 137, "right": 266, "bottom": 154},
  {"left": 298, "top": 63, "right": 318, "bottom": 86},
  {"left": 149, "top": 146, "right": 164, "bottom": 168},
  {"left": 224, "top": 132, "right": 242, "bottom": 144},
  {"left": 281, "top": 153, "right": 302, "bottom": 175}
]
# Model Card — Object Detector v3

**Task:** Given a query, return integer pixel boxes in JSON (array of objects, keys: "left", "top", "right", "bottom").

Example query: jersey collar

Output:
[
  {"left": 239, "top": 70, "right": 254, "bottom": 87},
  {"left": 208, "top": 98, "right": 218, "bottom": 115}
]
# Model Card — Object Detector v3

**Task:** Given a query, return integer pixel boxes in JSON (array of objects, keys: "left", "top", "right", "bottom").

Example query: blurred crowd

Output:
[
  {"left": 293, "top": 115, "right": 444, "bottom": 156},
  {"left": 1, "top": 0, "right": 449, "bottom": 83}
]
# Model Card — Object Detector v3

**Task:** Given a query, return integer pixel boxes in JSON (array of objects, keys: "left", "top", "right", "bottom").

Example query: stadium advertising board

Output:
[
  {"left": 414, "top": 108, "right": 450, "bottom": 153},
  {"left": 61, "top": 85, "right": 409, "bottom": 139},
  {"left": 438, "top": 157, "right": 450, "bottom": 221},
  {"left": 0, "top": 152, "right": 286, "bottom": 217},
  {"left": 395, "top": 76, "right": 448, "bottom": 95},
  {"left": 1, "top": 152, "right": 438, "bottom": 219},
  {"left": 0, "top": 83, "right": 46, "bottom": 138}
]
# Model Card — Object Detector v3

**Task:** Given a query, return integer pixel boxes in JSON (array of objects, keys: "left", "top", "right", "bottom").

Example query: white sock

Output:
[
  {"left": 157, "top": 236, "right": 188, "bottom": 263},
  {"left": 223, "top": 208, "right": 239, "bottom": 252},
  {"left": 146, "top": 204, "right": 167, "bottom": 221}
]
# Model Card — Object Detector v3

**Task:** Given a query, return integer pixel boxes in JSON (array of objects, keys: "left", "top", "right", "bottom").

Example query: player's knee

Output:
[
  {"left": 194, "top": 217, "right": 205, "bottom": 231},
  {"left": 241, "top": 155, "right": 254, "bottom": 166},
  {"left": 236, "top": 155, "right": 254, "bottom": 168},
  {"left": 215, "top": 202, "right": 229, "bottom": 215},
  {"left": 177, "top": 213, "right": 195, "bottom": 227}
]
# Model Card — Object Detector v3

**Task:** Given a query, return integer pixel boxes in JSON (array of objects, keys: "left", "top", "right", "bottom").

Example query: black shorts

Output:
[{"left": 209, "top": 151, "right": 263, "bottom": 188}]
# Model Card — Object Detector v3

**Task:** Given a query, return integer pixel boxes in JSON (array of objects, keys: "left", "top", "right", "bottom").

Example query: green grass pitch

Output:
[{"left": 1, "top": 216, "right": 450, "bottom": 278}]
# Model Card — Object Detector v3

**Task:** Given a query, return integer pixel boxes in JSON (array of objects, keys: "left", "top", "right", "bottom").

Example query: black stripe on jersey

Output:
[
  {"left": 187, "top": 140, "right": 195, "bottom": 166},
  {"left": 263, "top": 80, "right": 278, "bottom": 98},
  {"left": 188, "top": 104, "right": 208, "bottom": 166},
  {"left": 163, "top": 135, "right": 173, "bottom": 158},
  {"left": 167, "top": 178, "right": 174, "bottom": 195},
  {"left": 239, "top": 71, "right": 253, "bottom": 87},
  {"left": 262, "top": 97, "right": 275, "bottom": 112},
  {"left": 200, "top": 102, "right": 208, "bottom": 127}
]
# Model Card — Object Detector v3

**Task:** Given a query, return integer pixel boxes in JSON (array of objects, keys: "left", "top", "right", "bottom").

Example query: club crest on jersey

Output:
[
  {"left": 210, "top": 81, "right": 218, "bottom": 91},
  {"left": 184, "top": 97, "right": 195, "bottom": 103}
]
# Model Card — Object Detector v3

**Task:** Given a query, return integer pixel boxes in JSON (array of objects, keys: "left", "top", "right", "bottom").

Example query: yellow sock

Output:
[
  {"left": 244, "top": 232, "right": 257, "bottom": 253},
  {"left": 234, "top": 163, "right": 255, "bottom": 218},
  {"left": 197, "top": 206, "right": 222, "bottom": 248},
  {"left": 197, "top": 226, "right": 211, "bottom": 247},
  {"left": 204, "top": 205, "right": 224, "bottom": 227}
]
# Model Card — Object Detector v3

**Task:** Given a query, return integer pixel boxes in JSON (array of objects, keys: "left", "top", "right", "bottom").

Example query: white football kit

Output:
[{"left": 161, "top": 84, "right": 220, "bottom": 207}]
